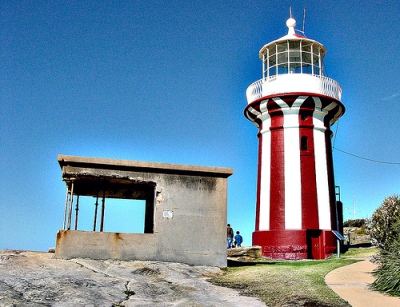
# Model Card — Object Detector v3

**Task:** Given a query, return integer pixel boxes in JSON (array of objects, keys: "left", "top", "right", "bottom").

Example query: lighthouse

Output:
[{"left": 245, "top": 14, "right": 345, "bottom": 259}]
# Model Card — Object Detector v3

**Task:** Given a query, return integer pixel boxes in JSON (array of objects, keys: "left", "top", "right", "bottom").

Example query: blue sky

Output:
[{"left": 1, "top": 1, "right": 399, "bottom": 251}]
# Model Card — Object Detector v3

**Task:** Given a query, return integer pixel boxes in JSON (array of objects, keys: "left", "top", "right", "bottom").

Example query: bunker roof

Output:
[{"left": 58, "top": 154, "right": 234, "bottom": 179}]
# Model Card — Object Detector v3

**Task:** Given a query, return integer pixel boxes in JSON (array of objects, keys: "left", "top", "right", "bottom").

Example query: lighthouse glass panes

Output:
[{"left": 262, "top": 41, "right": 325, "bottom": 78}]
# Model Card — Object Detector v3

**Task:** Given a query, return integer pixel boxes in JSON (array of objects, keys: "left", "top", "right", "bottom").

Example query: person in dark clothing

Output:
[
  {"left": 227, "top": 224, "right": 234, "bottom": 248},
  {"left": 234, "top": 231, "right": 243, "bottom": 247}
]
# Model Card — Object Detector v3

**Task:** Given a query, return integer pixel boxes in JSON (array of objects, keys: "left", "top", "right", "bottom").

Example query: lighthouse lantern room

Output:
[{"left": 245, "top": 14, "right": 345, "bottom": 260}]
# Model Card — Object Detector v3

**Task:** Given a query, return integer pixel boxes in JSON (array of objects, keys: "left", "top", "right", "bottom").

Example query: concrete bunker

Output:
[{"left": 56, "top": 154, "right": 233, "bottom": 267}]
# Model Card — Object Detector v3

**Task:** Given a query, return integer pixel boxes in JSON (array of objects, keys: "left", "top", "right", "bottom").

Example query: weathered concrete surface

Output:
[
  {"left": 0, "top": 250, "right": 265, "bottom": 306},
  {"left": 57, "top": 155, "right": 234, "bottom": 267}
]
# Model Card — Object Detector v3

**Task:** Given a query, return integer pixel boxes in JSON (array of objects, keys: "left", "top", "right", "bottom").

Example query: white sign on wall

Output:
[{"left": 162, "top": 210, "right": 173, "bottom": 219}]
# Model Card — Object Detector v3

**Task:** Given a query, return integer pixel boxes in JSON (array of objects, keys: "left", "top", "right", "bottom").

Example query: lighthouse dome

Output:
[
  {"left": 258, "top": 17, "right": 326, "bottom": 77},
  {"left": 246, "top": 15, "right": 342, "bottom": 105}
]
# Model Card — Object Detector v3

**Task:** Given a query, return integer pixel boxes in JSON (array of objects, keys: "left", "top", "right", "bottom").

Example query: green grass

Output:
[
  {"left": 210, "top": 258, "right": 360, "bottom": 306},
  {"left": 340, "top": 246, "right": 378, "bottom": 259}
]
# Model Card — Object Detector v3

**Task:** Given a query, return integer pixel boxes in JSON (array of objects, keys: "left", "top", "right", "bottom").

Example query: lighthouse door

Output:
[{"left": 306, "top": 230, "right": 323, "bottom": 259}]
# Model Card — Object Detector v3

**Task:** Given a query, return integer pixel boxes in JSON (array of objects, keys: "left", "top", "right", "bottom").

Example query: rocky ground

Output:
[
  {"left": 0, "top": 250, "right": 265, "bottom": 307},
  {"left": 343, "top": 227, "right": 371, "bottom": 246}
]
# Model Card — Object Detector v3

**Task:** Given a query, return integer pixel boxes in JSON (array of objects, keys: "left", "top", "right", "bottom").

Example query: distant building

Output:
[
  {"left": 55, "top": 155, "right": 233, "bottom": 267},
  {"left": 244, "top": 15, "right": 345, "bottom": 259}
]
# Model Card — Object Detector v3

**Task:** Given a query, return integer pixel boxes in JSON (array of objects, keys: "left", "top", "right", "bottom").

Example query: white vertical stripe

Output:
[
  {"left": 313, "top": 100, "right": 331, "bottom": 230},
  {"left": 283, "top": 112, "right": 302, "bottom": 229},
  {"left": 259, "top": 112, "right": 271, "bottom": 230},
  {"left": 259, "top": 100, "right": 268, "bottom": 113},
  {"left": 248, "top": 106, "right": 261, "bottom": 116},
  {"left": 274, "top": 97, "right": 306, "bottom": 230}
]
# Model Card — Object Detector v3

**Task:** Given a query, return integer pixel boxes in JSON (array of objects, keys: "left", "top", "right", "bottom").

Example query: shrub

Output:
[
  {"left": 368, "top": 195, "right": 400, "bottom": 296},
  {"left": 355, "top": 226, "right": 367, "bottom": 235},
  {"left": 367, "top": 195, "right": 400, "bottom": 250},
  {"left": 343, "top": 219, "right": 366, "bottom": 228}
]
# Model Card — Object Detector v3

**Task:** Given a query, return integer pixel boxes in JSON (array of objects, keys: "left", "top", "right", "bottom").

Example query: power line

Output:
[
  {"left": 333, "top": 147, "right": 400, "bottom": 165},
  {"left": 332, "top": 119, "right": 339, "bottom": 149}
]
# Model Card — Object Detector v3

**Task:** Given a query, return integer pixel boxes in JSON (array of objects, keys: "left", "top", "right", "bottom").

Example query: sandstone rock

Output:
[
  {"left": 227, "top": 246, "right": 262, "bottom": 259},
  {"left": 0, "top": 250, "right": 265, "bottom": 306}
]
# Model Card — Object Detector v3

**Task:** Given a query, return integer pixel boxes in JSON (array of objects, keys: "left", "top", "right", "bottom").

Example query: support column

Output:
[
  {"left": 62, "top": 186, "right": 69, "bottom": 230},
  {"left": 93, "top": 193, "right": 99, "bottom": 231},
  {"left": 100, "top": 190, "right": 106, "bottom": 232},
  {"left": 67, "top": 181, "right": 74, "bottom": 230},
  {"left": 74, "top": 195, "right": 79, "bottom": 230}
]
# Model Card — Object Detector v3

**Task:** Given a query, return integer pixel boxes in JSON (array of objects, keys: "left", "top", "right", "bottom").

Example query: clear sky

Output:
[{"left": 1, "top": 1, "right": 399, "bottom": 251}]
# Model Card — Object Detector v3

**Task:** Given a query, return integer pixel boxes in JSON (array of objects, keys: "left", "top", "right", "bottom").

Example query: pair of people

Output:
[{"left": 227, "top": 224, "right": 243, "bottom": 248}]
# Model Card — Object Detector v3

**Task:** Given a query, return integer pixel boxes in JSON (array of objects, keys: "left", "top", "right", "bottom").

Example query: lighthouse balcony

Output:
[{"left": 246, "top": 74, "right": 342, "bottom": 104}]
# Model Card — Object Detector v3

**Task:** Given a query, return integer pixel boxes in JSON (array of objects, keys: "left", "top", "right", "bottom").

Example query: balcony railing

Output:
[{"left": 246, "top": 74, "right": 342, "bottom": 104}]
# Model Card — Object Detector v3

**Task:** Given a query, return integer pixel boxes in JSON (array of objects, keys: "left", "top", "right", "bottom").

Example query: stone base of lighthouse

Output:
[{"left": 253, "top": 229, "right": 336, "bottom": 260}]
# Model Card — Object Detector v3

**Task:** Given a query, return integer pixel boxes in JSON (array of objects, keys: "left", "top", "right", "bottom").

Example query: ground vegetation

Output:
[
  {"left": 210, "top": 258, "right": 360, "bottom": 306},
  {"left": 367, "top": 194, "right": 400, "bottom": 296},
  {"left": 343, "top": 219, "right": 367, "bottom": 228}
]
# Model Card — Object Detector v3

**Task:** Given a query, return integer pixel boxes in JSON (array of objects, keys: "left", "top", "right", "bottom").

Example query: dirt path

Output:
[{"left": 325, "top": 258, "right": 400, "bottom": 307}]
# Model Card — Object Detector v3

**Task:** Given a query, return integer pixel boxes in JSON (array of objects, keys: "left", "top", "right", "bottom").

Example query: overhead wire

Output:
[
  {"left": 333, "top": 147, "right": 400, "bottom": 165},
  {"left": 332, "top": 118, "right": 339, "bottom": 149},
  {"left": 332, "top": 119, "right": 400, "bottom": 165}
]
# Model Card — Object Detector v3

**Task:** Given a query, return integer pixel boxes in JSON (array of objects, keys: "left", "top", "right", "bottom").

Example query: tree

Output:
[
  {"left": 367, "top": 194, "right": 400, "bottom": 296},
  {"left": 367, "top": 195, "right": 400, "bottom": 250}
]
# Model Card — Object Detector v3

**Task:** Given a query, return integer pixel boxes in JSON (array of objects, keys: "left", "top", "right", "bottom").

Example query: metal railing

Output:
[{"left": 246, "top": 74, "right": 342, "bottom": 104}]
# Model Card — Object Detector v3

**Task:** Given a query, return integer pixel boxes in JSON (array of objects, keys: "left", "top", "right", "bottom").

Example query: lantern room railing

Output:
[{"left": 246, "top": 74, "right": 342, "bottom": 104}]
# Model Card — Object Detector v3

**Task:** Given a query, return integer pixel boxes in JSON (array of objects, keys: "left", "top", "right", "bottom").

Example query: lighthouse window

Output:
[
  {"left": 301, "top": 136, "right": 308, "bottom": 151},
  {"left": 261, "top": 40, "right": 326, "bottom": 78},
  {"left": 289, "top": 50, "right": 301, "bottom": 62},
  {"left": 302, "top": 65, "right": 312, "bottom": 74},
  {"left": 277, "top": 43, "right": 287, "bottom": 52},
  {"left": 268, "top": 52, "right": 277, "bottom": 66},
  {"left": 278, "top": 64, "right": 288, "bottom": 74},
  {"left": 277, "top": 52, "right": 288, "bottom": 65},
  {"left": 302, "top": 52, "right": 312, "bottom": 65},
  {"left": 312, "top": 52, "right": 320, "bottom": 64},
  {"left": 268, "top": 66, "right": 276, "bottom": 76},
  {"left": 302, "top": 43, "right": 312, "bottom": 53}
]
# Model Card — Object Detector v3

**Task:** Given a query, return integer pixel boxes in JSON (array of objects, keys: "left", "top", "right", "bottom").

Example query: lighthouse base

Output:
[{"left": 252, "top": 229, "right": 336, "bottom": 260}]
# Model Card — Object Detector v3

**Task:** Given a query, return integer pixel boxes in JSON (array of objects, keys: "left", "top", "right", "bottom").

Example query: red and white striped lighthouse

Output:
[{"left": 245, "top": 15, "right": 345, "bottom": 259}]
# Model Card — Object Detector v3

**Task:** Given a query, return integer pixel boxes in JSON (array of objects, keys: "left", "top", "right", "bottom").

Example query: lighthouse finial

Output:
[{"left": 286, "top": 8, "right": 296, "bottom": 35}]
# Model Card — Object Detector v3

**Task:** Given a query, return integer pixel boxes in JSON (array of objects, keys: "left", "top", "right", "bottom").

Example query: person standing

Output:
[
  {"left": 234, "top": 231, "right": 243, "bottom": 247},
  {"left": 227, "top": 224, "right": 234, "bottom": 248}
]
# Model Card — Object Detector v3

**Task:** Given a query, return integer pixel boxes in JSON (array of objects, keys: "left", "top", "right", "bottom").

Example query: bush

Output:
[
  {"left": 355, "top": 226, "right": 367, "bottom": 235},
  {"left": 367, "top": 195, "right": 400, "bottom": 250},
  {"left": 371, "top": 222, "right": 400, "bottom": 295},
  {"left": 368, "top": 195, "right": 400, "bottom": 296},
  {"left": 343, "top": 219, "right": 366, "bottom": 228}
]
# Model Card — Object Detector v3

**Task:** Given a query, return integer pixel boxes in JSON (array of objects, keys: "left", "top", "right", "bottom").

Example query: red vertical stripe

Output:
[
  {"left": 299, "top": 111, "right": 319, "bottom": 229},
  {"left": 269, "top": 110, "right": 285, "bottom": 230},
  {"left": 255, "top": 126, "right": 263, "bottom": 231}
]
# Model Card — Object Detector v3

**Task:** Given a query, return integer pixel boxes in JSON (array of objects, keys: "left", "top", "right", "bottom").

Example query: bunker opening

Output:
[{"left": 61, "top": 176, "right": 156, "bottom": 234}]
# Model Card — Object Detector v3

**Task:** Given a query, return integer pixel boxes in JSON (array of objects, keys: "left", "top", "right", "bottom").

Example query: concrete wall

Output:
[{"left": 55, "top": 155, "right": 233, "bottom": 267}]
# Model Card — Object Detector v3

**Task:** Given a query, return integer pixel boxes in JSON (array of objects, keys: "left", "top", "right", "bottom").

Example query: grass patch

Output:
[
  {"left": 211, "top": 247, "right": 377, "bottom": 305},
  {"left": 341, "top": 247, "right": 378, "bottom": 259},
  {"left": 210, "top": 259, "right": 359, "bottom": 306}
]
